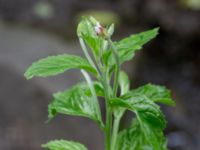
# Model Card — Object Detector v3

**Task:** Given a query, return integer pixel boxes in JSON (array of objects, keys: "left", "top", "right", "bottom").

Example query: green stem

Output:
[
  {"left": 103, "top": 37, "right": 121, "bottom": 150},
  {"left": 105, "top": 105, "right": 112, "bottom": 150},
  {"left": 111, "top": 116, "right": 121, "bottom": 150},
  {"left": 81, "top": 70, "right": 103, "bottom": 129},
  {"left": 79, "top": 37, "right": 101, "bottom": 77},
  {"left": 101, "top": 70, "right": 112, "bottom": 150},
  {"left": 107, "top": 38, "right": 120, "bottom": 150},
  {"left": 108, "top": 38, "right": 120, "bottom": 97}
]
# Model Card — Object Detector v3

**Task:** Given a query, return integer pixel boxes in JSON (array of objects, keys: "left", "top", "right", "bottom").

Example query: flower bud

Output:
[{"left": 94, "top": 22, "right": 104, "bottom": 35}]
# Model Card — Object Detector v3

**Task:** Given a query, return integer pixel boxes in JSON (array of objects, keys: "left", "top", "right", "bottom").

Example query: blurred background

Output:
[{"left": 0, "top": 0, "right": 200, "bottom": 150}]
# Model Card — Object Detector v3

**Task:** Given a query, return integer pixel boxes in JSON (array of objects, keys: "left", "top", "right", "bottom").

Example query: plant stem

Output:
[
  {"left": 111, "top": 116, "right": 121, "bottom": 150},
  {"left": 105, "top": 106, "right": 112, "bottom": 150},
  {"left": 81, "top": 70, "right": 103, "bottom": 129},
  {"left": 101, "top": 70, "right": 112, "bottom": 150},
  {"left": 107, "top": 38, "right": 120, "bottom": 97},
  {"left": 79, "top": 37, "right": 101, "bottom": 77},
  {"left": 107, "top": 38, "right": 121, "bottom": 150}
]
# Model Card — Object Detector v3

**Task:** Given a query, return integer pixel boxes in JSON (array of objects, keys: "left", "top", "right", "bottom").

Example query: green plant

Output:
[{"left": 24, "top": 16, "right": 175, "bottom": 150}]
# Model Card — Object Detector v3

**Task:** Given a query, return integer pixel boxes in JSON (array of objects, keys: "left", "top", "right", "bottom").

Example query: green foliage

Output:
[
  {"left": 48, "top": 82, "right": 103, "bottom": 128},
  {"left": 77, "top": 17, "right": 105, "bottom": 58},
  {"left": 24, "top": 54, "right": 96, "bottom": 79},
  {"left": 24, "top": 16, "right": 175, "bottom": 150},
  {"left": 131, "top": 83, "right": 175, "bottom": 106},
  {"left": 116, "top": 119, "right": 167, "bottom": 150},
  {"left": 104, "top": 28, "right": 159, "bottom": 68},
  {"left": 42, "top": 140, "right": 88, "bottom": 150},
  {"left": 110, "top": 93, "right": 166, "bottom": 129},
  {"left": 116, "top": 28, "right": 159, "bottom": 64},
  {"left": 119, "top": 71, "right": 130, "bottom": 95}
]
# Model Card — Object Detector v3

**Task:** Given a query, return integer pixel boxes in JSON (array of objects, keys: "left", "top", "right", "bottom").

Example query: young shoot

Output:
[{"left": 24, "top": 16, "right": 175, "bottom": 150}]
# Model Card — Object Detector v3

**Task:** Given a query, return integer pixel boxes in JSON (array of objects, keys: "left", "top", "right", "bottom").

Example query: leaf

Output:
[
  {"left": 24, "top": 54, "right": 96, "bottom": 79},
  {"left": 107, "top": 23, "right": 115, "bottom": 37},
  {"left": 130, "top": 83, "right": 175, "bottom": 106},
  {"left": 116, "top": 28, "right": 159, "bottom": 63},
  {"left": 48, "top": 82, "right": 103, "bottom": 128},
  {"left": 93, "top": 81, "right": 105, "bottom": 97},
  {"left": 77, "top": 17, "right": 105, "bottom": 57},
  {"left": 42, "top": 139, "right": 88, "bottom": 150},
  {"left": 116, "top": 119, "right": 167, "bottom": 150},
  {"left": 119, "top": 71, "right": 130, "bottom": 95},
  {"left": 106, "top": 28, "right": 159, "bottom": 68},
  {"left": 110, "top": 93, "right": 166, "bottom": 129},
  {"left": 77, "top": 17, "right": 97, "bottom": 38},
  {"left": 140, "top": 120, "right": 167, "bottom": 150}
]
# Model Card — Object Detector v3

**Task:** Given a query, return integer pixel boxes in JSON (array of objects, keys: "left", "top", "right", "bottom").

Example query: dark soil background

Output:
[{"left": 0, "top": 0, "right": 199, "bottom": 150}]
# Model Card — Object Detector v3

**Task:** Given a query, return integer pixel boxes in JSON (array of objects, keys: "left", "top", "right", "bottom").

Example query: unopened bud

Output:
[{"left": 94, "top": 22, "right": 105, "bottom": 36}]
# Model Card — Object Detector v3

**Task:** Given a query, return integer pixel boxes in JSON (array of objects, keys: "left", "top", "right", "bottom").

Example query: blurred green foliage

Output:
[
  {"left": 180, "top": 0, "right": 200, "bottom": 10},
  {"left": 33, "top": 1, "right": 54, "bottom": 19}
]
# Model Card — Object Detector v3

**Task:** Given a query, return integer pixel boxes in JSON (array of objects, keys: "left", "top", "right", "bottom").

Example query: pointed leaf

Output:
[
  {"left": 48, "top": 82, "right": 103, "bottom": 128},
  {"left": 106, "top": 28, "right": 159, "bottom": 68},
  {"left": 42, "top": 139, "right": 88, "bottom": 150},
  {"left": 24, "top": 54, "right": 96, "bottom": 79},
  {"left": 116, "top": 28, "right": 159, "bottom": 63},
  {"left": 107, "top": 23, "right": 115, "bottom": 37}
]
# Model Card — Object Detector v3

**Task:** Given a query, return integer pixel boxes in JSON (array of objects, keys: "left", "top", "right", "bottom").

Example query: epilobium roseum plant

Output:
[{"left": 24, "top": 16, "right": 175, "bottom": 150}]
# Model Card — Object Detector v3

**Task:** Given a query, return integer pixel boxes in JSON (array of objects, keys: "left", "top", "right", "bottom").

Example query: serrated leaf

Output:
[
  {"left": 106, "top": 28, "right": 159, "bottom": 68},
  {"left": 131, "top": 83, "right": 175, "bottom": 106},
  {"left": 116, "top": 119, "right": 167, "bottom": 150},
  {"left": 116, "top": 28, "right": 159, "bottom": 63},
  {"left": 48, "top": 82, "right": 103, "bottom": 128},
  {"left": 42, "top": 139, "right": 88, "bottom": 150},
  {"left": 110, "top": 93, "right": 166, "bottom": 129},
  {"left": 24, "top": 54, "right": 96, "bottom": 79}
]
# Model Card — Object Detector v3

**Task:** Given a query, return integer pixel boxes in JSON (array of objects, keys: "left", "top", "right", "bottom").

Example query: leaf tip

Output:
[
  {"left": 154, "top": 27, "right": 160, "bottom": 34},
  {"left": 24, "top": 71, "right": 33, "bottom": 80}
]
